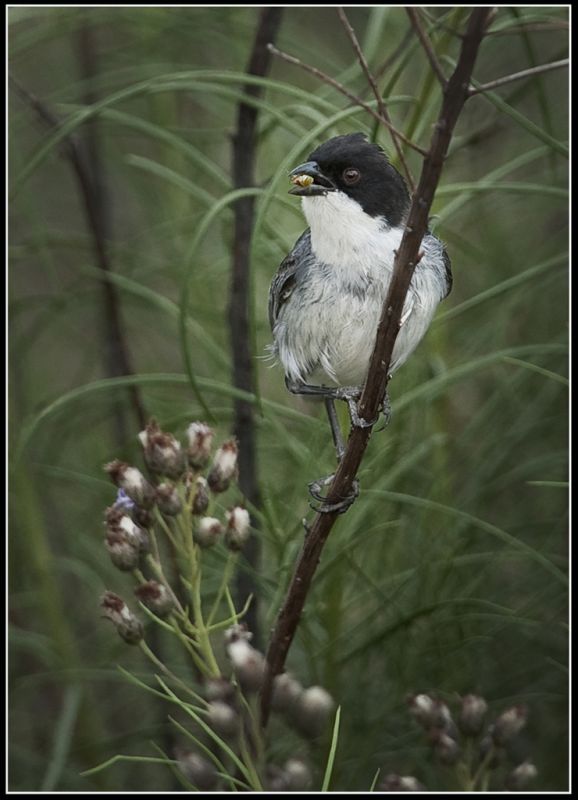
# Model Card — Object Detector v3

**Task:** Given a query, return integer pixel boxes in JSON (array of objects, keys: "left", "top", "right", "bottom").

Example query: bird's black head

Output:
[{"left": 288, "top": 132, "right": 410, "bottom": 227}]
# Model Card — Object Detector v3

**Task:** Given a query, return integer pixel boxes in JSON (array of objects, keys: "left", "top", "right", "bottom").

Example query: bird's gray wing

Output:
[
  {"left": 442, "top": 245, "right": 453, "bottom": 298},
  {"left": 268, "top": 229, "right": 312, "bottom": 330}
]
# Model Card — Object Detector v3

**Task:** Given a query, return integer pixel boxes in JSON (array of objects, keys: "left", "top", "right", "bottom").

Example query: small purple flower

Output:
[{"left": 113, "top": 488, "right": 136, "bottom": 513}]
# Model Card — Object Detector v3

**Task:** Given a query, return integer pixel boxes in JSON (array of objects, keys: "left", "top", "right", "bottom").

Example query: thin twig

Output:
[
  {"left": 267, "top": 43, "right": 428, "bottom": 157},
  {"left": 406, "top": 7, "right": 448, "bottom": 87},
  {"left": 260, "top": 7, "right": 493, "bottom": 728},
  {"left": 337, "top": 7, "right": 415, "bottom": 192},
  {"left": 469, "top": 57, "right": 568, "bottom": 95},
  {"left": 230, "top": 8, "right": 283, "bottom": 646}
]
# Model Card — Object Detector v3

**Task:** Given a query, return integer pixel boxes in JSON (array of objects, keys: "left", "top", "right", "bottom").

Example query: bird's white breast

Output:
[{"left": 302, "top": 192, "right": 403, "bottom": 276}]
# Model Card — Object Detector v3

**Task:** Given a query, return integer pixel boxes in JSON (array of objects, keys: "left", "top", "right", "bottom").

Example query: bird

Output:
[{"left": 268, "top": 132, "right": 452, "bottom": 512}]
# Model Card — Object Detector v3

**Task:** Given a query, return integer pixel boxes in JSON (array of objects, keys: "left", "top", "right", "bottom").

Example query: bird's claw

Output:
[{"left": 307, "top": 474, "right": 359, "bottom": 514}]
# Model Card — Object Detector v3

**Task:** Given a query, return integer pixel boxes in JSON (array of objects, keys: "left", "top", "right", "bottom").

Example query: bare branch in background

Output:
[
  {"left": 337, "top": 7, "right": 415, "bottom": 192},
  {"left": 229, "top": 7, "right": 283, "bottom": 644},
  {"left": 267, "top": 43, "right": 429, "bottom": 157},
  {"left": 468, "top": 57, "right": 569, "bottom": 95},
  {"left": 406, "top": 7, "right": 448, "bottom": 88},
  {"left": 260, "top": 7, "right": 493, "bottom": 727}
]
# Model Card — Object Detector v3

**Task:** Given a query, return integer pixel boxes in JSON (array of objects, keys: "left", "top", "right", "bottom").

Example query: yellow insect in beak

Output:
[{"left": 290, "top": 174, "right": 314, "bottom": 188}]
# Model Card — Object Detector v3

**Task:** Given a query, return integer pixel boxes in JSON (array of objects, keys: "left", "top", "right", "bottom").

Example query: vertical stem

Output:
[{"left": 229, "top": 7, "right": 283, "bottom": 645}]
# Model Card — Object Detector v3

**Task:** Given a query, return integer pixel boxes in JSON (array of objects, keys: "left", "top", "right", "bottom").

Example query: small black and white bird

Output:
[{"left": 268, "top": 133, "right": 452, "bottom": 509}]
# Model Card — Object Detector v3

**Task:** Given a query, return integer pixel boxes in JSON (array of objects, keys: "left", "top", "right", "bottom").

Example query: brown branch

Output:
[
  {"left": 229, "top": 7, "right": 283, "bottom": 645},
  {"left": 337, "top": 7, "right": 415, "bottom": 192},
  {"left": 260, "top": 6, "right": 493, "bottom": 727},
  {"left": 9, "top": 72, "right": 147, "bottom": 438},
  {"left": 267, "top": 43, "right": 428, "bottom": 157},
  {"left": 406, "top": 7, "right": 448, "bottom": 87},
  {"left": 468, "top": 57, "right": 568, "bottom": 95}
]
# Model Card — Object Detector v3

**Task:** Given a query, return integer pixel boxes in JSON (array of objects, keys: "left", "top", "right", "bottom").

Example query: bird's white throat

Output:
[{"left": 302, "top": 192, "right": 403, "bottom": 272}]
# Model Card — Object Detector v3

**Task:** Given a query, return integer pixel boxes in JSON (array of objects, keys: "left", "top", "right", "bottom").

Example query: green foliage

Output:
[{"left": 9, "top": 6, "right": 568, "bottom": 791}]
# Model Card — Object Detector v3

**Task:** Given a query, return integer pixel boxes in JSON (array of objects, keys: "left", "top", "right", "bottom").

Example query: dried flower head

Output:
[
  {"left": 225, "top": 506, "right": 251, "bottom": 551},
  {"left": 134, "top": 580, "right": 174, "bottom": 617},
  {"left": 194, "top": 517, "right": 223, "bottom": 548},
  {"left": 207, "top": 700, "right": 239, "bottom": 737},
  {"left": 138, "top": 419, "right": 185, "bottom": 478},
  {"left": 104, "top": 461, "right": 155, "bottom": 509},
  {"left": 492, "top": 705, "right": 527, "bottom": 745},
  {"left": 225, "top": 636, "right": 265, "bottom": 693},
  {"left": 187, "top": 422, "right": 214, "bottom": 469},
  {"left": 379, "top": 774, "right": 426, "bottom": 792},
  {"left": 284, "top": 759, "right": 312, "bottom": 791},
  {"left": 271, "top": 672, "right": 304, "bottom": 713},
  {"left": 458, "top": 693, "right": 488, "bottom": 736},
  {"left": 175, "top": 748, "right": 218, "bottom": 791},
  {"left": 105, "top": 528, "right": 140, "bottom": 571},
  {"left": 430, "top": 728, "right": 460, "bottom": 765},
  {"left": 100, "top": 591, "right": 143, "bottom": 644},
  {"left": 191, "top": 476, "right": 209, "bottom": 515},
  {"left": 105, "top": 507, "right": 149, "bottom": 553},
  {"left": 293, "top": 685, "right": 335, "bottom": 737},
  {"left": 223, "top": 623, "right": 253, "bottom": 646},
  {"left": 207, "top": 439, "right": 238, "bottom": 493},
  {"left": 205, "top": 677, "right": 236, "bottom": 703},
  {"left": 155, "top": 482, "right": 182, "bottom": 516},
  {"left": 505, "top": 760, "right": 538, "bottom": 790}
]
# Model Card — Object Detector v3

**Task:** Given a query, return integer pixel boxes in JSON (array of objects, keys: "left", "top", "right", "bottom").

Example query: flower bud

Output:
[
  {"left": 225, "top": 506, "right": 250, "bottom": 551},
  {"left": 105, "top": 507, "right": 149, "bottom": 553},
  {"left": 205, "top": 677, "right": 235, "bottom": 703},
  {"left": 224, "top": 623, "right": 252, "bottom": 646},
  {"left": 505, "top": 760, "right": 538, "bottom": 790},
  {"left": 264, "top": 765, "right": 290, "bottom": 792},
  {"left": 207, "top": 700, "right": 239, "bottom": 737},
  {"left": 175, "top": 749, "right": 218, "bottom": 791},
  {"left": 104, "top": 461, "right": 156, "bottom": 509},
  {"left": 458, "top": 694, "right": 488, "bottom": 736},
  {"left": 293, "top": 685, "right": 335, "bottom": 737},
  {"left": 194, "top": 517, "right": 223, "bottom": 548},
  {"left": 105, "top": 529, "right": 140, "bottom": 571},
  {"left": 100, "top": 591, "right": 143, "bottom": 644},
  {"left": 226, "top": 636, "right": 265, "bottom": 693},
  {"left": 284, "top": 759, "right": 312, "bottom": 791},
  {"left": 138, "top": 419, "right": 185, "bottom": 478},
  {"left": 379, "top": 774, "right": 425, "bottom": 792},
  {"left": 492, "top": 705, "right": 527, "bottom": 745},
  {"left": 134, "top": 507, "right": 154, "bottom": 529},
  {"left": 134, "top": 580, "right": 174, "bottom": 617},
  {"left": 191, "top": 476, "right": 209, "bottom": 515},
  {"left": 430, "top": 729, "right": 460, "bottom": 765},
  {"left": 155, "top": 482, "right": 182, "bottom": 516},
  {"left": 271, "top": 672, "right": 303, "bottom": 713},
  {"left": 407, "top": 693, "right": 437, "bottom": 729},
  {"left": 207, "top": 439, "right": 238, "bottom": 493},
  {"left": 187, "top": 422, "right": 214, "bottom": 469}
]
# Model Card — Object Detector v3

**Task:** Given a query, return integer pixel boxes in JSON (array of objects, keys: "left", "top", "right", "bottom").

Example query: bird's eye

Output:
[{"left": 342, "top": 167, "right": 361, "bottom": 185}]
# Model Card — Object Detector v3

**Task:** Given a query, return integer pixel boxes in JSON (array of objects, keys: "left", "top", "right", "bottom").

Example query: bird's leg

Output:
[
  {"left": 324, "top": 397, "right": 345, "bottom": 461},
  {"left": 306, "top": 398, "right": 359, "bottom": 513},
  {"left": 285, "top": 378, "right": 380, "bottom": 429},
  {"left": 285, "top": 381, "right": 359, "bottom": 513}
]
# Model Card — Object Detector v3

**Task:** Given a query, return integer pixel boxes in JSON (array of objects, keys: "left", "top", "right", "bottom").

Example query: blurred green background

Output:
[{"left": 8, "top": 5, "right": 568, "bottom": 792}]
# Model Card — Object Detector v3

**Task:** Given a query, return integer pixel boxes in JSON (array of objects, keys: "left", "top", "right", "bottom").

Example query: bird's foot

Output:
[
  {"left": 332, "top": 386, "right": 380, "bottom": 429},
  {"left": 307, "top": 473, "right": 359, "bottom": 514}
]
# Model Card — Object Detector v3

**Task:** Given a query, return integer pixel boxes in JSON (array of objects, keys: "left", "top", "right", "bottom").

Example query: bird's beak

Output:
[{"left": 288, "top": 161, "right": 336, "bottom": 196}]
